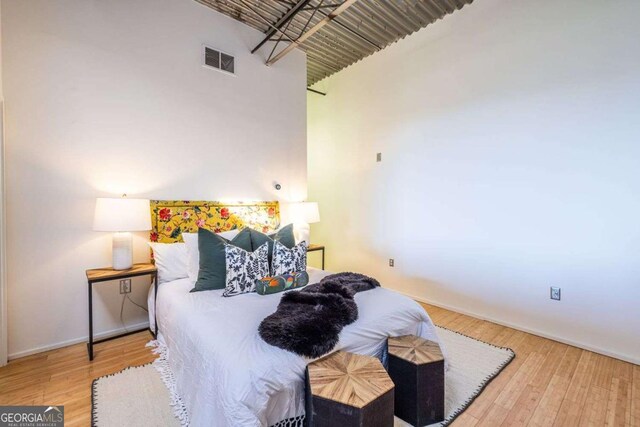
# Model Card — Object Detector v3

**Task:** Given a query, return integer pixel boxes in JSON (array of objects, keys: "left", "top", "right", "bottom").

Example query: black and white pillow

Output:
[
  {"left": 272, "top": 241, "right": 307, "bottom": 276},
  {"left": 223, "top": 242, "right": 269, "bottom": 297}
]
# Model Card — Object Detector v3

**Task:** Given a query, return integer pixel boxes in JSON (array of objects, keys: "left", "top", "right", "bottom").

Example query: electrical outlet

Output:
[
  {"left": 120, "top": 279, "right": 132, "bottom": 294},
  {"left": 550, "top": 286, "right": 561, "bottom": 301},
  {"left": 389, "top": 258, "right": 394, "bottom": 267},
  {"left": 376, "top": 153, "right": 382, "bottom": 162}
]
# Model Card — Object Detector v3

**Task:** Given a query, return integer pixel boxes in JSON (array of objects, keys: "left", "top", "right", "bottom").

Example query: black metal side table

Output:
[
  {"left": 86, "top": 263, "right": 157, "bottom": 360},
  {"left": 307, "top": 244, "right": 325, "bottom": 270}
]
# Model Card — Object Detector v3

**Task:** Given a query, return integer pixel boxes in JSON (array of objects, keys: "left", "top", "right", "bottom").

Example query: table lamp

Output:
[
  {"left": 289, "top": 202, "right": 320, "bottom": 246},
  {"left": 93, "top": 196, "right": 151, "bottom": 270}
]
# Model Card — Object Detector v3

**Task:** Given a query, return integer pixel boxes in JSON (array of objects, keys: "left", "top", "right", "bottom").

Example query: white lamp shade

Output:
[
  {"left": 289, "top": 202, "right": 320, "bottom": 224},
  {"left": 93, "top": 197, "right": 152, "bottom": 232}
]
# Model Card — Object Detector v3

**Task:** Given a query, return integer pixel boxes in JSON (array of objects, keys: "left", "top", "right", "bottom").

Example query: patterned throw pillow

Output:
[
  {"left": 272, "top": 241, "right": 307, "bottom": 276},
  {"left": 255, "top": 271, "right": 310, "bottom": 295},
  {"left": 223, "top": 242, "right": 269, "bottom": 297}
]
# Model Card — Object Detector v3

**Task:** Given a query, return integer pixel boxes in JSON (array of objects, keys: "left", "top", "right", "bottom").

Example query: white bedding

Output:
[{"left": 148, "top": 268, "right": 443, "bottom": 427}]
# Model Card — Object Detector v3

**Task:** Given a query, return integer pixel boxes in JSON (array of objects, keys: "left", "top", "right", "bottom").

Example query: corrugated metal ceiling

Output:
[{"left": 196, "top": 0, "right": 475, "bottom": 86}]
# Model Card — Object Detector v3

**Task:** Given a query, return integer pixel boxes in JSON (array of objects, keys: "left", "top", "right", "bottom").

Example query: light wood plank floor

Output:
[{"left": 0, "top": 304, "right": 637, "bottom": 426}]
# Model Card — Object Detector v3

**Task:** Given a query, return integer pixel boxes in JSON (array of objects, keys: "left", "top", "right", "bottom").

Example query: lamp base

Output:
[{"left": 112, "top": 232, "right": 133, "bottom": 270}]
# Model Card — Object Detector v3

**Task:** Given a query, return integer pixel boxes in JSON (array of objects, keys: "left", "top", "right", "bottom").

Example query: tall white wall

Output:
[
  {"left": 0, "top": 1, "right": 7, "bottom": 366},
  {"left": 3, "top": 0, "right": 307, "bottom": 357},
  {"left": 308, "top": 0, "right": 640, "bottom": 363}
]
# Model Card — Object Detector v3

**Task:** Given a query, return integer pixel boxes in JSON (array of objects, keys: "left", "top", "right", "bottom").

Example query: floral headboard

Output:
[{"left": 149, "top": 200, "right": 280, "bottom": 243}]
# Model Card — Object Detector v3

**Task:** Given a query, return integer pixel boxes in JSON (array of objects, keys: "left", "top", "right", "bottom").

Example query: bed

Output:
[{"left": 146, "top": 200, "right": 444, "bottom": 427}]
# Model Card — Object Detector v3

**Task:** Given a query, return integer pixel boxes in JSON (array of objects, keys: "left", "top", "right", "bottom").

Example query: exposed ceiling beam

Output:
[
  {"left": 307, "top": 87, "right": 327, "bottom": 96},
  {"left": 230, "top": 0, "right": 297, "bottom": 45},
  {"left": 302, "top": 3, "right": 341, "bottom": 10},
  {"left": 198, "top": 0, "right": 475, "bottom": 86},
  {"left": 251, "top": 0, "right": 314, "bottom": 54},
  {"left": 266, "top": 0, "right": 360, "bottom": 66}
]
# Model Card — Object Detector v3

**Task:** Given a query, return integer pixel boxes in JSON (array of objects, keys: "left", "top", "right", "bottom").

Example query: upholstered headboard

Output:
[{"left": 149, "top": 200, "right": 280, "bottom": 243}]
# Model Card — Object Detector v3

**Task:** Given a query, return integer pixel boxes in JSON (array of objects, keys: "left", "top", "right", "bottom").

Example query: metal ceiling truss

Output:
[{"left": 196, "top": 0, "right": 475, "bottom": 87}]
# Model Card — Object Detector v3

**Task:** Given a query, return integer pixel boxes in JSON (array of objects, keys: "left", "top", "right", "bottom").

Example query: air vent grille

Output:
[
  {"left": 205, "top": 47, "right": 220, "bottom": 69},
  {"left": 220, "top": 52, "right": 234, "bottom": 73},
  {"left": 204, "top": 46, "right": 234, "bottom": 75}
]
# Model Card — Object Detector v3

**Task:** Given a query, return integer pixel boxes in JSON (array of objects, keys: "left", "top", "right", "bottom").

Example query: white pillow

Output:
[
  {"left": 148, "top": 242, "right": 189, "bottom": 284},
  {"left": 183, "top": 229, "right": 241, "bottom": 284},
  {"left": 217, "top": 229, "right": 241, "bottom": 240}
]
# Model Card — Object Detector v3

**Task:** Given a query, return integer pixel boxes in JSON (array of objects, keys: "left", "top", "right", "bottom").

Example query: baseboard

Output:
[
  {"left": 399, "top": 291, "right": 640, "bottom": 366},
  {"left": 8, "top": 321, "right": 150, "bottom": 360}
]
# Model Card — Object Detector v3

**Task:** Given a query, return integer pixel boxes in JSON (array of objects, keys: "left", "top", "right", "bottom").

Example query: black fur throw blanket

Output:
[{"left": 258, "top": 272, "right": 380, "bottom": 358}]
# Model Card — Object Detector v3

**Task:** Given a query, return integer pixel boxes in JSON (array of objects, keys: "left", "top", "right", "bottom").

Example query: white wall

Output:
[
  {"left": 308, "top": 0, "right": 640, "bottom": 363},
  {"left": 3, "top": 0, "right": 307, "bottom": 358},
  {"left": 0, "top": 1, "right": 7, "bottom": 366}
]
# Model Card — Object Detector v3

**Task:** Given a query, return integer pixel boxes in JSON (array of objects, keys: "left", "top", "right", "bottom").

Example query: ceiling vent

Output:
[{"left": 203, "top": 45, "right": 235, "bottom": 75}]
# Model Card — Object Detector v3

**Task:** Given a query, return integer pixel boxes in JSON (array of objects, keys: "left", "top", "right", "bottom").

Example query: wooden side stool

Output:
[
  {"left": 305, "top": 351, "right": 395, "bottom": 427},
  {"left": 388, "top": 335, "right": 445, "bottom": 426}
]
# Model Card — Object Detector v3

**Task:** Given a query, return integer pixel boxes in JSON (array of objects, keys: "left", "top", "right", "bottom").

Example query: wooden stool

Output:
[
  {"left": 388, "top": 335, "right": 445, "bottom": 426},
  {"left": 305, "top": 351, "right": 395, "bottom": 427}
]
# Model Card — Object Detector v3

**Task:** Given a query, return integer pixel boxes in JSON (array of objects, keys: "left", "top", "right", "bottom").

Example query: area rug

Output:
[{"left": 91, "top": 326, "right": 514, "bottom": 427}]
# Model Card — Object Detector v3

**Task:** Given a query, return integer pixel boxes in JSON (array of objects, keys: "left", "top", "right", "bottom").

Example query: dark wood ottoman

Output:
[
  {"left": 305, "top": 351, "right": 395, "bottom": 427},
  {"left": 388, "top": 335, "right": 445, "bottom": 426}
]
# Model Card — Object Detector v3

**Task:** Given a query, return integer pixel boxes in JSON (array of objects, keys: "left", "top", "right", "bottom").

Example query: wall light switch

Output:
[{"left": 376, "top": 153, "right": 382, "bottom": 162}]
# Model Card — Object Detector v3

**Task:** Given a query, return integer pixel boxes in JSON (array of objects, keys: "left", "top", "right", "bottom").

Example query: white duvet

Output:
[{"left": 148, "top": 268, "right": 443, "bottom": 427}]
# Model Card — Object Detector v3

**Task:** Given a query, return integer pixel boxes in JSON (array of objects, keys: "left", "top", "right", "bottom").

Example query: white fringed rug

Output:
[{"left": 92, "top": 326, "right": 514, "bottom": 427}]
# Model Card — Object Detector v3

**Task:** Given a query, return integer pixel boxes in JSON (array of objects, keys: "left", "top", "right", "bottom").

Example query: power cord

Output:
[
  {"left": 126, "top": 294, "right": 148, "bottom": 312},
  {"left": 120, "top": 294, "right": 128, "bottom": 333},
  {"left": 119, "top": 288, "right": 149, "bottom": 334}
]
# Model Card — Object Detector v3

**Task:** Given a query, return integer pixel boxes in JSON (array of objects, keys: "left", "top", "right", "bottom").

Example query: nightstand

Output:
[
  {"left": 86, "top": 263, "right": 157, "bottom": 360},
  {"left": 307, "top": 244, "right": 325, "bottom": 270}
]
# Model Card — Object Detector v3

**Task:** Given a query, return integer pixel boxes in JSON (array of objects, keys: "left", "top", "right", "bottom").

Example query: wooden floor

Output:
[{"left": 0, "top": 304, "right": 638, "bottom": 426}]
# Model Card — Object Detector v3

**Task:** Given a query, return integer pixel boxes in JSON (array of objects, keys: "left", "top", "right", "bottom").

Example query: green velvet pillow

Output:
[
  {"left": 191, "top": 227, "right": 252, "bottom": 292},
  {"left": 249, "top": 223, "right": 296, "bottom": 253}
]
